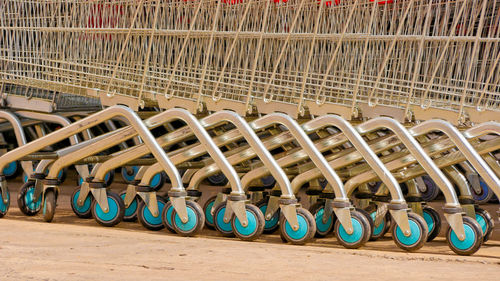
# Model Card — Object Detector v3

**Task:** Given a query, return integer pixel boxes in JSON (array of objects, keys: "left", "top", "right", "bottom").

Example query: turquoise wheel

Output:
[
  {"left": 170, "top": 200, "right": 205, "bottom": 236},
  {"left": 121, "top": 166, "right": 139, "bottom": 183},
  {"left": 161, "top": 200, "right": 176, "bottom": 233},
  {"left": 474, "top": 206, "right": 494, "bottom": 242},
  {"left": 70, "top": 188, "right": 93, "bottom": 218},
  {"left": 279, "top": 207, "right": 316, "bottom": 245},
  {"left": 17, "top": 180, "right": 42, "bottom": 216},
  {"left": 213, "top": 201, "right": 235, "bottom": 236},
  {"left": 335, "top": 210, "right": 371, "bottom": 249},
  {"left": 446, "top": 216, "right": 483, "bottom": 256},
  {"left": 203, "top": 195, "right": 217, "bottom": 229},
  {"left": 392, "top": 212, "right": 428, "bottom": 252},
  {"left": 3, "top": 161, "right": 19, "bottom": 179},
  {"left": 91, "top": 191, "right": 124, "bottom": 227},
  {"left": 137, "top": 195, "right": 166, "bottom": 231},
  {"left": 149, "top": 172, "right": 166, "bottom": 191},
  {"left": 231, "top": 204, "right": 264, "bottom": 241},
  {"left": 256, "top": 198, "right": 280, "bottom": 234},
  {"left": 0, "top": 186, "right": 10, "bottom": 218},
  {"left": 309, "top": 202, "right": 334, "bottom": 238},
  {"left": 422, "top": 205, "right": 441, "bottom": 242},
  {"left": 120, "top": 191, "right": 138, "bottom": 222}
]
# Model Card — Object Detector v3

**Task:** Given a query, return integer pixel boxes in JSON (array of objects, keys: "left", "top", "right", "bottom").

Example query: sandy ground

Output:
[{"left": 1, "top": 175, "right": 500, "bottom": 280}]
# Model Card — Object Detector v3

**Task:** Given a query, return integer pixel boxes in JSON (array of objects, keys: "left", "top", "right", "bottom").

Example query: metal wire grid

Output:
[{"left": 0, "top": 0, "right": 499, "bottom": 120}]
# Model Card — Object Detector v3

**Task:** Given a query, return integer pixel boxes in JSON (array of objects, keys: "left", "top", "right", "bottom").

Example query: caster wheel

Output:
[
  {"left": 256, "top": 198, "right": 280, "bottom": 234},
  {"left": 213, "top": 201, "right": 235, "bottom": 237},
  {"left": 3, "top": 161, "right": 20, "bottom": 179},
  {"left": 70, "top": 188, "right": 93, "bottom": 218},
  {"left": 309, "top": 202, "right": 335, "bottom": 238},
  {"left": 231, "top": 204, "right": 265, "bottom": 241},
  {"left": 17, "top": 181, "right": 42, "bottom": 216},
  {"left": 422, "top": 205, "right": 441, "bottom": 242},
  {"left": 392, "top": 212, "right": 428, "bottom": 252},
  {"left": 365, "top": 205, "right": 391, "bottom": 241},
  {"left": 119, "top": 191, "right": 138, "bottom": 222},
  {"left": 121, "top": 166, "right": 139, "bottom": 184},
  {"left": 279, "top": 207, "right": 316, "bottom": 245},
  {"left": 335, "top": 210, "right": 371, "bottom": 249},
  {"left": 446, "top": 216, "right": 483, "bottom": 256},
  {"left": 78, "top": 169, "right": 114, "bottom": 187},
  {"left": 418, "top": 176, "right": 440, "bottom": 201},
  {"left": 137, "top": 196, "right": 167, "bottom": 231},
  {"left": 150, "top": 172, "right": 166, "bottom": 192},
  {"left": 161, "top": 200, "right": 177, "bottom": 233},
  {"left": 0, "top": 186, "right": 10, "bottom": 218},
  {"left": 207, "top": 173, "right": 228, "bottom": 186},
  {"left": 474, "top": 206, "right": 494, "bottom": 242},
  {"left": 203, "top": 195, "right": 217, "bottom": 229},
  {"left": 260, "top": 176, "right": 276, "bottom": 189},
  {"left": 471, "top": 180, "right": 494, "bottom": 204},
  {"left": 91, "top": 191, "right": 124, "bottom": 227},
  {"left": 43, "top": 189, "right": 57, "bottom": 222},
  {"left": 170, "top": 200, "right": 205, "bottom": 236}
]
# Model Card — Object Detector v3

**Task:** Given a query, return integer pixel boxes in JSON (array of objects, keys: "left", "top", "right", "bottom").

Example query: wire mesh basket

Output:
[{"left": 0, "top": 0, "right": 498, "bottom": 123}]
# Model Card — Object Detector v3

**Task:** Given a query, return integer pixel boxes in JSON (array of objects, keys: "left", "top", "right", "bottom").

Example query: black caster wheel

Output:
[
  {"left": 17, "top": 180, "right": 42, "bottom": 216},
  {"left": 203, "top": 195, "right": 217, "bottom": 230},
  {"left": 335, "top": 210, "right": 371, "bottom": 249},
  {"left": 207, "top": 173, "right": 228, "bottom": 186},
  {"left": 279, "top": 207, "right": 316, "bottom": 245},
  {"left": 309, "top": 202, "right": 335, "bottom": 238},
  {"left": 170, "top": 200, "right": 205, "bottom": 236},
  {"left": 43, "top": 189, "right": 57, "bottom": 222},
  {"left": 446, "top": 216, "right": 483, "bottom": 256},
  {"left": 422, "top": 205, "right": 441, "bottom": 242},
  {"left": 418, "top": 176, "right": 440, "bottom": 202},
  {"left": 137, "top": 196, "right": 167, "bottom": 231},
  {"left": 231, "top": 204, "right": 265, "bottom": 241},
  {"left": 119, "top": 190, "right": 138, "bottom": 222},
  {"left": 392, "top": 212, "right": 428, "bottom": 252},
  {"left": 91, "top": 191, "right": 124, "bottom": 227}
]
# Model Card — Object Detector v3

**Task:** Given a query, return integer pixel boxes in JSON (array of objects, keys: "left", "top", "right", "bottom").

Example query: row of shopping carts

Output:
[{"left": 0, "top": 0, "right": 499, "bottom": 256}]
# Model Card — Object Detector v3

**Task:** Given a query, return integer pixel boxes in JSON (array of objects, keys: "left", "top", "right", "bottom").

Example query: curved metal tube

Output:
[
  {"left": 138, "top": 108, "right": 243, "bottom": 195},
  {"left": 0, "top": 110, "right": 33, "bottom": 174},
  {"left": 15, "top": 111, "right": 89, "bottom": 178},
  {"left": 200, "top": 110, "right": 293, "bottom": 199},
  {"left": 303, "top": 115, "right": 405, "bottom": 205},
  {"left": 410, "top": 119, "right": 500, "bottom": 203},
  {"left": 251, "top": 113, "right": 348, "bottom": 203},
  {"left": 357, "top": 117, "right": 461, "bottom": 208},
  {"left": 0, "top": 105, "right": 182, "bottom": 189}
]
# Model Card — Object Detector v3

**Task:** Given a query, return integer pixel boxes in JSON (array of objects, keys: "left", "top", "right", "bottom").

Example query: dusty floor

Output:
[{"left": 1, "top": 176, "right": 500, "bottom": 280}]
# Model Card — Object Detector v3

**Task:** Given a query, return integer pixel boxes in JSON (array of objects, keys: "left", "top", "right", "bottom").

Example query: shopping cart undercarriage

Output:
[{"left": 0, "top": 0, "right": 499, "bottom": 256}]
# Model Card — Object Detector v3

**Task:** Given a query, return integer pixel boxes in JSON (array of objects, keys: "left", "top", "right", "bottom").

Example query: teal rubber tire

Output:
[
  {"left": 335, "top": 210, "right": 371, "bottom": 249},
  {"left": 392, "top": 212, "right": 428, "bottom": 252},
  {"left": 231, "top": 204, "right": 265, "bottom": 241},
  {"left": 170, "top": 200, "right": 205, "bottom": 237},
  {"left": 446, "top": 216, "right": 483, "bottom": 256},
  {"left": 91, "top": 191, "right": 124, "bottom": 227},
  {"left": 279, "top": 207, "right": 316, "bottom": 245}
]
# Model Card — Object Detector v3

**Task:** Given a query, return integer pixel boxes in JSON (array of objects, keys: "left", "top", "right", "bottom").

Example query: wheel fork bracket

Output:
[
  {"left": 389, "top": 209, "right": 411, "bottom": 237},
  {"left": 443, "top": 211, "right": 466, "bottom": 241},
  {"left": 91, "top": 188, "right": 109, "bottom": 214},
  {"left": 137, "top": 191, "right": 159, "bottom": 217},
  {"left": 224, "top": 199, "right": 248, "bottom": 227}
]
